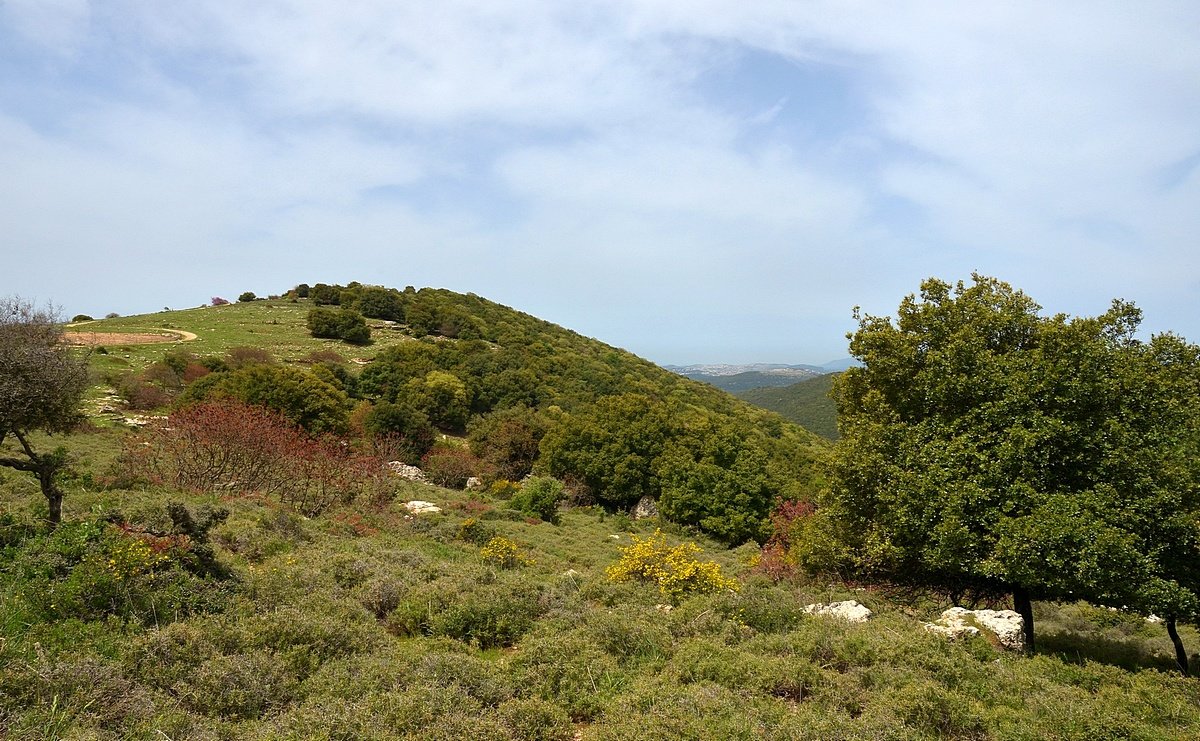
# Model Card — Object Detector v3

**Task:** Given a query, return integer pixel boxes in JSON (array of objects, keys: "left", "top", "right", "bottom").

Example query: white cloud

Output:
[{"left": 2, "top": 1, "right": 1198, "bottom": 360}]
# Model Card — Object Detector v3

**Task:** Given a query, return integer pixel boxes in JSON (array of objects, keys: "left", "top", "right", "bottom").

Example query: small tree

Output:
[
  {"left": 0, "top": 297, "right": 90, "bottom": 527},
  {"left": 238, "top": 291, "right": 257, "bottom": 302}
]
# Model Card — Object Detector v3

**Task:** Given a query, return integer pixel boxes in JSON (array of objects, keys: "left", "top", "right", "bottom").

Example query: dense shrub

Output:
[
  {"left": 175, "top": 650, "right": 298, "bottom": 719},
  {"left": 510, "top": 476, "right": 566, "bottom": 524},
  {"left": 210, "top": 297, "right": 229, "bottom": 306},
  {"left": 70, "top": 314, "right": 93, "bottom": 322},
  {"left": 237, "top": 291, "right": 257, "bottom": 302},
  {"left": 6, "top": 519, "right": 230, "bottom": 625},
  {"left": 364, "top": 400, "right": 436, "bottom": 464},
  {"left": 225, "top": 345, "right": 275, "bottom": 368},
  {"left": 307, "top": 306, "right": 371, "bottom": 344},
  {"left": 111, "top": 372, "right": 173, "bottom": 410},
  {"left": 468, "top": 406, "right": 548, "bottom": 480},
  {"left": 122, "top": 400, "right": 385, "bottom": 515},
  {"left": 178, "top": 363, "right": 350, "bottom": 434},
  {"left": 422, "top": 445, "right": 488, "bottom": 489},
  {"left": 387, "top": 575, "right": 545, "bottom": 648},
  {"left": 511, "top": 632, "right": 625, "bottom": 721}
]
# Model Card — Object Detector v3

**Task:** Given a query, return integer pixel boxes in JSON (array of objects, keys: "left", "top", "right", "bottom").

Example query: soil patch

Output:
[{"left": 64, "top": 329, "right": 198, "bottom": 346}]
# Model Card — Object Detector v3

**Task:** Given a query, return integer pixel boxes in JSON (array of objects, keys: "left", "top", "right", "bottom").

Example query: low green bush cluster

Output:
[
  {"left": 306, "top": 306, "right": 371, "bottom": 345},
  {"left": 387, "top": 572, "right": 547, "bottom": 649},
  {"left": 4, "top": 516, "right": 230, "bottom": 627}
]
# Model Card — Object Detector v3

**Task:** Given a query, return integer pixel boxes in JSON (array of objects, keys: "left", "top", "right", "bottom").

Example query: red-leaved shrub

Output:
[
  {"left": 755, "top": 499, "right": 816, "bottom": 581},
  {"left": 122, "top": 400, "right": 389, "bottom": 516}
]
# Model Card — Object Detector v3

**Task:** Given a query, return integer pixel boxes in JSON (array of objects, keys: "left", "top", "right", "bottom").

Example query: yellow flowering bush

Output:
[
  {"left": 104, "top": 535, "right": 170, "bottom": 580},
  {"left": 480, "top": 536, "right": 535, "bottom": 568},
  {"left": 606, "top": 529, "right": 739, "bottom": 600}
]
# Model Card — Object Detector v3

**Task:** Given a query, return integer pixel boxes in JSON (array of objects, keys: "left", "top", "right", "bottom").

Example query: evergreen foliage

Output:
[{"left": 795, "top": 274, "right": 1200, "bottom": 660}]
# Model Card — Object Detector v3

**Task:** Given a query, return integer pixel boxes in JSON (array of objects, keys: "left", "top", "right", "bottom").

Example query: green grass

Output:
[
  {"left": 69, "top": 299, "right": 416, "bottom": 375},
  {"left": 2, "top": 425, "right": 1199, "bottom": 739}
]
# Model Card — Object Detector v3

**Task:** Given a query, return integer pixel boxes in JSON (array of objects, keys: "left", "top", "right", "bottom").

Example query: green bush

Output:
[
  {"left": 237, "top": 291, "right": 257, "bottom": 302},
  {"left": 510, "top": 476, "right": 566, "bottom": 524},
  {"left": 415, "top": 651, "right": 514, "bottom": 706},
  {"left": 495, "top": 697, "right": 575, "bottom": 741},
  {"left": 307, "top": 306, "right": 371, "bottom": 345},
  {"left": 511, "top": 632, "right": 626, "bottom": 721},
  {"left": 387, "top": 574, "right": 545, "bottom": 649},
  {"left": 175, "top": 649, "right": 298, "bottom": 719}
]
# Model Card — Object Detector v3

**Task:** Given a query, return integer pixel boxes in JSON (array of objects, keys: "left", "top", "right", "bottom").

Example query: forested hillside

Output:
[
  {"left": 76, "top": 283, "right": 828, "bottom": 544},
  {"left": 737, "top": 374, "right": 840, "bottom": 440}
]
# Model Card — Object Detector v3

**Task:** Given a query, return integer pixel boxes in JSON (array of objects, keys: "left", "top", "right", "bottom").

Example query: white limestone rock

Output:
[
  {"left": 386, "top": 461, "right": 427, "bottom": 482},
  {"left": 403, "top": 500, "right": 442, "bottom": 515},
  {"left": 924, "top": 607, "right": 1026, "bottom": 652},
  {"left": 803, "top": 600, "right": 873, "bottom": 623}
]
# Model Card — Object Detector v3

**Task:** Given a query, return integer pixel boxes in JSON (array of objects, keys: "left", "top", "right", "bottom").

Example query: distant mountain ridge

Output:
[
  {"left": 665, "top": 359, "right": 856, "bottom": 394},
  {"left": 665, "top": 363, "right": 824, "bottom": 377}
]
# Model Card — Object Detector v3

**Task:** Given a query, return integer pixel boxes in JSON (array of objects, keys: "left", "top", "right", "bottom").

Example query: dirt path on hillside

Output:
[{"left": 63, "top": 328, "right": 198, "bottom": 345}]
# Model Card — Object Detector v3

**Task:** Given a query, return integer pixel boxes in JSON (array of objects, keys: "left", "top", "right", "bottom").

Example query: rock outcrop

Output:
[
  {"left": 924, "top": 607, "right": 1026, "bottom": 651},
  {"left": 387, "top": 462, "right": 427, "bottom": 482},
  {"left": 403, "top": 500, "right": 442, "bottom": 515},
  {"left": 803, "top": 600, "right": 872, "bottom": 623},
  {"left": 632, "top": 495, "right": 659, "bottom": 520}
]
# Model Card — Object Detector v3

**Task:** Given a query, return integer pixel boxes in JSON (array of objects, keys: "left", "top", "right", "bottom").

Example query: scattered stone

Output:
[
  {"left": 466, "top": 477, "right": 484, "bottom": 491},
  {"left": 803, "top": 600, "right": 872, "bottom": 623},
  {"left": 655, "top": 604, "right": 674, "bottom": 613},
  {"left": 632, "top": 495, "right": 659, "bottom": 520},
  {"left": 404, "top": 500, "right": 441, "bottom": 515},
  {"left": 1146, "top": 614, "right": 1165, "bottom": 625},
  {"left": 387, "top": 462, "right": 427, "bottom": 482},
  {"left": 609, "top": 534, "right": 621, "bottom": 540},
  {"left": 924, "top": 607, "right": 1026, "bottom": 652}
]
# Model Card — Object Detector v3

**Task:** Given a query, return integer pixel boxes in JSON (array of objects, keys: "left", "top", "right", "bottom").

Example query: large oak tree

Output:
[{"left": 798, "top": 275, "right": 1200, "bottom": 669}]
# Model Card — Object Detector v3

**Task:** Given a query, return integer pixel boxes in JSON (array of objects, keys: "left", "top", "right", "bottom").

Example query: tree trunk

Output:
[
  {"left": 2, "top": 431, "right": 67, "bottom": 529},
  {"left": 42, "top": 468, "right": 63, "bottom": 529},
  {"left": 1166, "top": 617, "right": 1190, "bottom": 677},
  {"left": 1012, "top": 586, "right": 1035, "bottom": 654}
]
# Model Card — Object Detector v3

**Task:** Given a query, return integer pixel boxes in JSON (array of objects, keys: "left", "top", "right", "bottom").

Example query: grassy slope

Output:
[
  {"left": 1, "top": 299, "right": 1198, "bottom": 738},
  {"left": 738, "top": 373, "right": 840, "bottom": 441}
]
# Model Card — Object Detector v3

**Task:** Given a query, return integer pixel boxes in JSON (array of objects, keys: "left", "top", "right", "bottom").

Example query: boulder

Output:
[
  {"left": 632, "top": 495, "right": 659, "bottom": 520},
  {"left": 924, "top": 607, "right": 1026, "bottom": 652},
  {"left": 387, "top": 461, "right": 427, "bottom": 482},
  {"left": 803, "top": 600, "right": 872, "bottom": 623},
  {"left": 465, "top": 477, "right": 484, "bottom": 491}
]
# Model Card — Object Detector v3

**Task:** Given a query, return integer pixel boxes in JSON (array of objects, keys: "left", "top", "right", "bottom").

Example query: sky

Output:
[{"left": 2, "top": 1, "right": 1198, "bottom": 365}]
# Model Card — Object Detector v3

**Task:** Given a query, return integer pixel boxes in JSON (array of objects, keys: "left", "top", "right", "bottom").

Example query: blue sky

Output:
[{"left": 2, "top": 1, "right": 1198, "bottom": 365}]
